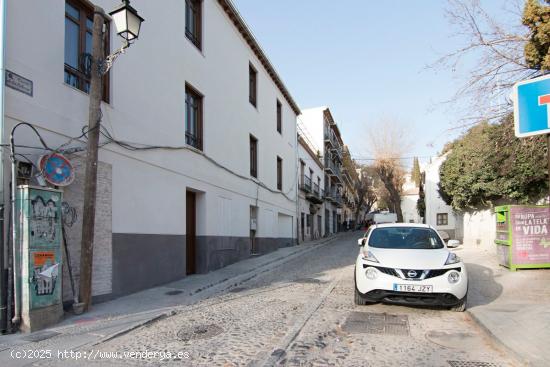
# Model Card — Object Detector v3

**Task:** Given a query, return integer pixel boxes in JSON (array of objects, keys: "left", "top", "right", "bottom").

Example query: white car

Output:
[{"left": 354, "top": 223, "right": 468, "bottom": 312}]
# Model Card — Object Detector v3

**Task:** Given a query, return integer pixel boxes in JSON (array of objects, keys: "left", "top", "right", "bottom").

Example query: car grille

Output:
[
  {"left": 424, "top": 267, "right": 461, "bottom": 279},
  {"left": 362, "top": 265, "right": 461, "bottom": 279},
  {"left": 363, "top": 264, "right": 400, "bottom": 277},
  {"left": 400, "top": 269, "right": 424, "bottom": 279}
]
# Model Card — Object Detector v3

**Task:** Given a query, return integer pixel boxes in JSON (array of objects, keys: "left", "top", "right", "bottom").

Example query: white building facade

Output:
[
  {"left": 4, "top": 0, "right": 299, "bottom": 302},
  {"left": 297, "top": 136, "right": 325, "bottom": 242},
  {"left": 299, "top": 107, "right": 344, "bottom": 234},
  {"left": 341, "top": 146, "right": 359, "bottom": 230},
  {"left": 423, "top": 155, "right": 461, "bottom": 240},
  {"left": 401, "top": 173, "right": 421, "bottom": 224}
]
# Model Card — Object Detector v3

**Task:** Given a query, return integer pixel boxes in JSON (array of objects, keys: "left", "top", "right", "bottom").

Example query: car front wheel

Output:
[
  {"left": 450, "top": 295, "right": 467, "bottom": 312},
  {"left": 354, "top": 287, "right": 370, "bottom": 305}
]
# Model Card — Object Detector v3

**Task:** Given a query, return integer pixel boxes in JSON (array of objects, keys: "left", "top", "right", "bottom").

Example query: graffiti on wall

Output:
[
  {"left": 61, "top": 201, "right": 78, "bottom": 227},
  {"left": 30, "top": 195, "right": 59, "bottom": 243}
]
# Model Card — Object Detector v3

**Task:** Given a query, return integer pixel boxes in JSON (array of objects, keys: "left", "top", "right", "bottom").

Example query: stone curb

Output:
[
  {"left": 91, "top": 312, "right": 173, "bottom": 347},
  {"left": 466, "top": 310, "right": 529, "bottom": 366}
]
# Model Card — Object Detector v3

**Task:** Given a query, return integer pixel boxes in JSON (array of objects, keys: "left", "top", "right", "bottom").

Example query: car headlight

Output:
[
  {"left": 365, "top": 267, "right": 378, "bottom": 280},
  {"left": 448, "top": 271, "right": 460, "bottom": 284},
  {"left": 362, "top": 250, "right": 379, "bottom": 263},
  {"left": 445, "top": 252, "right": 461, "bottom": 265}
]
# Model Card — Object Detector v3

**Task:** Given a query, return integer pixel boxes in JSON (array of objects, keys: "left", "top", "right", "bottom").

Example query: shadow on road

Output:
[{"left": 464, "top": 262, "right": 504, "bottom": 308}]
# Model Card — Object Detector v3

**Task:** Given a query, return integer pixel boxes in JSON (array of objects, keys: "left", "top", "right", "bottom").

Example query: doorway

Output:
[
  {"left": 300, "top": 212, "right": 305, "bottom": 242},
  {"left": 186, "top": 191, "right": 197, "bottom": 275}
]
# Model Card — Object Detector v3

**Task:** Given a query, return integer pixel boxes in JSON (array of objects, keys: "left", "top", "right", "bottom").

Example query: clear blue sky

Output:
[{"left": 232, "top": 0, "right": 514, "bottom": 168}]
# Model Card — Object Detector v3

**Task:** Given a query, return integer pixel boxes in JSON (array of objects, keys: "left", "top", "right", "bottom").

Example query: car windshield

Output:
[{"left": 368, "top": 227, "right": 444, "bottom": 249}]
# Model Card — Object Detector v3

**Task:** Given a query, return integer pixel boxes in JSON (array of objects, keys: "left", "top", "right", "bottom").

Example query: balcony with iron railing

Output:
[
  {"left": 323, "top": 186, "right": 339, "bottom": 202},
  {"left": 324, "top": 126, "right": 341, "bottom": 151},
  {"left": 306, "top": 181, "right": 324, "bottom": 204},
  {"left": 334, "top": 192, "right": 343, "bottom": 207},
  {"left": 324, "top": 186, "right": 333, "bottom": 201},
  {"left": 324, "top": 156, "right": 342, "bottom": 180},
  {"left": 300, "top": 175, "right": 312, "bottom": 192}
]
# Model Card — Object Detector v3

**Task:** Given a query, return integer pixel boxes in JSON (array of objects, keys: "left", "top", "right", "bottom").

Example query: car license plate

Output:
[{"left": 393, "top": 284, "right": 433, "bottom": 293}]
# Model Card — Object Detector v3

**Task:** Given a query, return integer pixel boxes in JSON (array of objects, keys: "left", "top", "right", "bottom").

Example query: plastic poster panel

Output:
[
  {"left": 29, "top": 248, "right": 61, "bottom": 309},
  {"left": 511, "top": 206, "right": 550, "bottom": 265}
]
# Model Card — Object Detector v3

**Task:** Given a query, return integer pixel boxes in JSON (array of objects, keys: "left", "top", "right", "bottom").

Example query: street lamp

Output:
[
  {"left": 101, "top": 0, "right": 145, "bottom": 75},
  {"left": 109, "top": 0, "right": 145, "bottom": 43},
  {"left": 78, "top": 1, "right": 144, "bottom": 313}
]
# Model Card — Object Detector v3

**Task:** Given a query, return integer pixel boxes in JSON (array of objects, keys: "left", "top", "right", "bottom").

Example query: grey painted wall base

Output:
[
  {"left": 195, "top": 236, "right": 294, "bottom": 274},
  {"left": 112, "top": 233, "right": 186, "bottom": 297},
  {"left": 109, "top": 233, "right": 295, "bottom": 300}
]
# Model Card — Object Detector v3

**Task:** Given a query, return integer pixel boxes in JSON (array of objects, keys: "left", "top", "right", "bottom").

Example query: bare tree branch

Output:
[{"left": 430, "top": 0, "right": 540, "bottom": 124}]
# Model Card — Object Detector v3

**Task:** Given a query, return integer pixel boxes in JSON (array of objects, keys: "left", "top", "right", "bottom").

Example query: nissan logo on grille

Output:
[{"left": 407, "top": 270, "right": 418, "bottom": 278}]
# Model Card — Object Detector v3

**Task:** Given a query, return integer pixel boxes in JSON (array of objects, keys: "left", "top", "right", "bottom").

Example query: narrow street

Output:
[{"left": 51, "top": 231, "right": 517, "bottom": 367}]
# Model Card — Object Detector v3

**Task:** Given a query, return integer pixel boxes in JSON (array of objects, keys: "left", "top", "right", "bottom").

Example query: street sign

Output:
[
  {"left": 513, "top": 74, "right": 550, "bottom": 137},
  {"left": 5, "top": 70, "right": 33, "bottom": 97}
]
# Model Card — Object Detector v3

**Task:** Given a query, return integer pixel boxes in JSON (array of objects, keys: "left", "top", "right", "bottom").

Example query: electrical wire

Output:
[{"left": 8, "top": 119, "right": 297, "bottom": 202}]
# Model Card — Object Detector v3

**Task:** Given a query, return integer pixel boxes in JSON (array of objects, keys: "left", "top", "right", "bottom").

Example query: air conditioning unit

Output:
[{"left": 250, "top": 218, "right": 257, "bottom": 231}]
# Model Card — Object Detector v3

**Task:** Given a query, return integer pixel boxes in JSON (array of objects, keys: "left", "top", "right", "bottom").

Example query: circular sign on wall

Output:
[{"left": 38, "top": 153, "right": 75, "bottom": 187}]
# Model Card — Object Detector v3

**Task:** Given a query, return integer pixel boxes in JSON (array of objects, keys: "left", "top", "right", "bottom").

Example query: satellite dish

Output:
[{"left": 38, "top": 153, "right": 75, "bottom": 187}]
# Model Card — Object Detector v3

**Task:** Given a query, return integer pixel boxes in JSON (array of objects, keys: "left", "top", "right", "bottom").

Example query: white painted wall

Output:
[
  {"left": 298, "top": 107, "right": 326, "bottom": 157},
  {"left": 401, "top": 195, "right": 420, "bottom": 223},
  {"left": 423, "top": 155, "right": 459, "bottom": 237},
  {"left": 297, "top": 140, "right": 325, "bottom": 240},
  {"left": 462, "top": 209, "right": 496, "bottom": 249},
  {"left": 299, "top": 107, "right": 343, "bottom": 234},
  {"left": 5, "top": 0, "right": 298, "bottom": 241},
  {"left": 401, "top": 174, "right": 421, "bottom": 223}
]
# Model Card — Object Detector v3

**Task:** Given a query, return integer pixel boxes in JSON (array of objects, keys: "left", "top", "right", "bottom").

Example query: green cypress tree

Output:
[{"left": 411, "top": 157, "right": 421, "bottom": 187}]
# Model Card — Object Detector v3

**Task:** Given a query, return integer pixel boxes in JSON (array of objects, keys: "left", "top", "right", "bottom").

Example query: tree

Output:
[
  {"left": 417, "top": 173, "right": 426, "bottom": 222},
  {"left": 433, "top": 0, "right": 548, "bottom": 124},
  {"left": 368, "top": 119, "right": 409, "bottom": 222},
  {"left": 411, "top": 157, "right": 421, "bottom": 187},
  {"left": 375, "top": 160, "right": 405, "bottom": 221},
  {"left": 523, "top": 0, "right": 550, "bottom": 70},
  {"left": 354, "top": 165, "right": 378, "bottom": 223},
  {"left": 439, "top": 113, "right": 548, "bottom": 210}
]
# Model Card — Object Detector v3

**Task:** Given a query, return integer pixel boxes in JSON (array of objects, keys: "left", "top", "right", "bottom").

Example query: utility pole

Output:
[
  {"left": 548, "top": 134, "right": 550, "bottom": 203},
  {"left": 79, "top": 6, "right": 105, "bottom": 311}
]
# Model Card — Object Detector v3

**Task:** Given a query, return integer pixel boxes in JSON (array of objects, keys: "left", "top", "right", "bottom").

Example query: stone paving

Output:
[
  {"left": 278, "top": 275, "right": 517, "bottom": 367},
  {"left": 460, "top": 245, "right": 550, "bottom": 367},
  {"left": 3, "top": 232, "right": 528, "bottom": 366}
]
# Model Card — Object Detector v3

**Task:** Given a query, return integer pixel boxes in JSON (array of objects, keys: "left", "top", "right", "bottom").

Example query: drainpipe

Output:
[
  {"left": 0, "top": 0, "right": 7, "bottom": 333},
  {"left": 295, "top": 130, "right": 299, "bottom": 245}
]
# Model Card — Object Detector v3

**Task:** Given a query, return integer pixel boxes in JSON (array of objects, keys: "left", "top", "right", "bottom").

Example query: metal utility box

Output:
[
  {"left": 15, "top": 186, "right": 63, "bottom": 332},
  {"left": 494, "top": 205, "right": 550, "bottom": 271}
]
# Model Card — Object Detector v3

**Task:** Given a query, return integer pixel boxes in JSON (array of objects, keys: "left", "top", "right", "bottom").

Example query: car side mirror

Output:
[
  {"left": 447, "top": 240, "right": 460, "bottom": 248},
  {"left": 357, "top": 238, "right": 366, "bottom": 246}
]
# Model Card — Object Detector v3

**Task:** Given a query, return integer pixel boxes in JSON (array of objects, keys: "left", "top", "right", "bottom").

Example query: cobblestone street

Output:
[{"left": 48, "top": 231, "right": 518, "bottom": 367}]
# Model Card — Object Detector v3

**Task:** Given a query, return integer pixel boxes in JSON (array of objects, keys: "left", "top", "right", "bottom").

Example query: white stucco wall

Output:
[
  {"left": 298, "top": 108, "right": 326, "bottom": 157},
  {"left": 5, "top": 0, "right": 298, "bottom": 241},
  {"left": 401, "top": 195, "right": 420, "bottom": 223},
  {"left": 297, "top": 140, "right": 325, "bottom": 240},
  {"left": 401, "top": 174, "right": 421, "bottom": 223},
  {"left": 423, "top": 155, "right": 459, "bottom": 237},
  {"left": 462, "top": 209, "right": 496, "bottom": 249},
  {"left": 299, "top": 107, "right": 342, "bottom": 234}
]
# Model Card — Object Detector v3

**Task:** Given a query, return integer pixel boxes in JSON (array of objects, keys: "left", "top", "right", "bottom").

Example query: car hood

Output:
[{"left": 366, "top": 247, "right": 452, "bottom": 269}]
